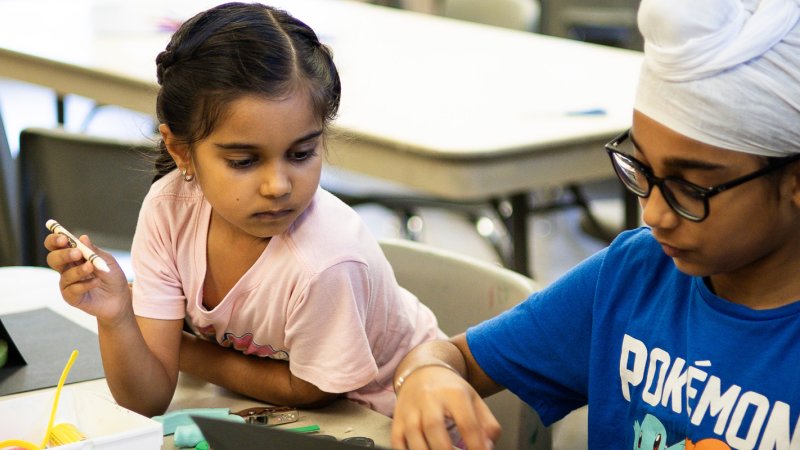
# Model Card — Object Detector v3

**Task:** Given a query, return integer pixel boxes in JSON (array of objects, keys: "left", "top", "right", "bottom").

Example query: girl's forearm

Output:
[
  {"left": 393, "top": 339, "right": 468, "bottom": 394},
  {"left": 179, "top": 333, "right": 337, "bottom": 407},
  {"left": 97, "top": 313, "right": 180, "bottom": 417},
  {"left": 394, "top": 335, "right": 502, "bottom": 398}
]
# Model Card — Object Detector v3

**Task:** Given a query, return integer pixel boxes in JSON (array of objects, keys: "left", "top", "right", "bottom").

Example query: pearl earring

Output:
[{"left": 181, "top": 168, "right": 194, "bottom": 182}]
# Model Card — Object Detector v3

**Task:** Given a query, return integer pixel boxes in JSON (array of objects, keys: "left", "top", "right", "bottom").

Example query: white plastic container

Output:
[{"left": 0, "top": 387, "right": 162, "bottom": 449}]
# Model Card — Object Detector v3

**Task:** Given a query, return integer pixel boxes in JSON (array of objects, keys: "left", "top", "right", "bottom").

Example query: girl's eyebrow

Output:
[
  {"left": 213, "top": 129, "right": 324, "bottom": 150},
  {"left": 631, "top": 132, "right": 726, "bottom": 171},
  {"left": 292, "top": 129, "right": 324, "bottom": 145}
]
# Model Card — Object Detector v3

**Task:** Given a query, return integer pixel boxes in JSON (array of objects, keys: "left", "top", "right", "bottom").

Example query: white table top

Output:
[
  {"left": 0, "top": 0, "right": 642, "bottom": 199},
  {"left": 0, "top": 266, "right": 393, "bottom": 448}
]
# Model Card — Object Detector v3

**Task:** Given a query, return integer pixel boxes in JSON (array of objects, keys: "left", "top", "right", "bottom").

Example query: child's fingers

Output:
[
  {"left": 43, "top": 233, "right": 72, "bottom": 251},
  {"left": 46, "top": 246, "right": 84, "bottom": 273},
  {"left": 418, "top": 414, "right": 454, "bottom": 450},
  {"left": 57, "top": 261, "right": 100, "bottom": 304},
  {"left": 61, "top": 268, "right": 101, "bottom": 298},
  {"left": 473, "top": 397, "right": 502, "bottom": 444},
  {"left": 451, "top": 398, "right": 496, "bottom": 450},
  {"left": 393, "top": 404, "right": 451, "bottom": 450},
  {"left": 45, "top": 232, "right": 86, "bottom": 273},
  {"left": 58, "top": 260, "right": 96, "bottom": 287}
]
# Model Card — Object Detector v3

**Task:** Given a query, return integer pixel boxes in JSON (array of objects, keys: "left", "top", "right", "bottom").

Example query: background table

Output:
[
  {"left": 0, "top": 0, "right": 643, "bottom": 274},
  {"left": 0, "top": 266, "right": 393, "bottom": 448}
]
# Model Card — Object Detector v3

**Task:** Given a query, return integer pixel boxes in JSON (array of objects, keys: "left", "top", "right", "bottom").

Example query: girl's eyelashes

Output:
[
  {"left": 221, "top": 141, "right": 320, "bottom": 169},
  {"left": 226, "top": 157, "right": 257, "bottom": 169},
  {"left": 288, "top": 148, "right": 318, "bottom": 163},
  {"left": 224, "top": 150, "right": 317, "bottom": 169},
  {"left": 288, "top": 137, "right": 322, "bottom": 163}
]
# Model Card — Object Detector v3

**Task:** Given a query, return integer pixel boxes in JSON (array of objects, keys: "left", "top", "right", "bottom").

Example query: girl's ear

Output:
[
  {"left": 159, "top": 124, "right": 192, "bottom": 173},
  {"left": 787, "top": 160, "right": 800, "bottom": 208}
]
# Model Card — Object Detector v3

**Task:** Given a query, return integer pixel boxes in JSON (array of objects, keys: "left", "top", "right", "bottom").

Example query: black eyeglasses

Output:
[{"left": 605, "top": 129, "right": 800, "bottom": 222}]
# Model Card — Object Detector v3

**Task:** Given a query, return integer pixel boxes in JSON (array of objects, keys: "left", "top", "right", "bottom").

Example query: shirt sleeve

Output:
[
  {"left": 283, "top": 260, "right": 379, "bottom": 394},
  {"left": 130, "top": 190, "right": 187, "bottom": 320},
  {"left": 466, "top": 247, "right": 607, "bottom": 425}
]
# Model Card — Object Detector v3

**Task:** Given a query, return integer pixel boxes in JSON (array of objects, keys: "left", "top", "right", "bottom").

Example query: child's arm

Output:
[
  {"left": 45, "top": 233, "right": 183, "bottom": 417},
  {"left": 98, "top": 315, "right": 184, "bottom": 416},
  {"left": 391, "top": 335, "right": 502, "bottom": 450},
  {"left": 178, "top": 332, "right": 338, "bottom": 408}
]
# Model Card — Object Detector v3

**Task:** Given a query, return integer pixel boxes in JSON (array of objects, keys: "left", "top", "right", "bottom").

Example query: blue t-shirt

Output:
[{"left": 468, "top": 227, "right": 800, "bottom": 449}]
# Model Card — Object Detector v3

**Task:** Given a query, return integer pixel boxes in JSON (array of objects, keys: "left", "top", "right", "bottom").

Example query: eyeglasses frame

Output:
[{"left": 604, "top": 129, "right": 800, "bottom": 222}]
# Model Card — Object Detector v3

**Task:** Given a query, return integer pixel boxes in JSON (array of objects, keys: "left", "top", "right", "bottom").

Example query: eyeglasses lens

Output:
[
  {"left": 611, "top": 153, "right": 648, "bottom": 196},
  {"left": 611, "top": 152, "right": 706, "bottom": 221},
  {"left": 661, "top": 179, "right": 705, "bottom": 220}
]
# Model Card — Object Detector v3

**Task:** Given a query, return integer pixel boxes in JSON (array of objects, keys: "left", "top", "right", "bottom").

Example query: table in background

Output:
[
  {"left": 0, "top": 266, "right": 393, "bottom": 448},
  {"left": 0, "top": 0, "right": 643, "bottom": 274}
]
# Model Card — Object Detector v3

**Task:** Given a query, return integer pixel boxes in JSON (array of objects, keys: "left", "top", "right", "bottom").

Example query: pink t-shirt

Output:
[{"left": 131, "top": 170, "right": 444, "bottom": 416}]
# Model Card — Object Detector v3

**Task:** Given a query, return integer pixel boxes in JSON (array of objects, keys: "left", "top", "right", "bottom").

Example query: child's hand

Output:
[
  {"left": 44, "top": 233, "right": 132, "bottom": 325},
  {"left": 391, "top": 366, "right": 501, "bottom": 450}
]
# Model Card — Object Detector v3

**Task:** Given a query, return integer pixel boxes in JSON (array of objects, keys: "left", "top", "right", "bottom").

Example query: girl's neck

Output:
[
  {"left": 203, "top": 211, "right": 270, "bottom": 309},
  {"left": 708, "top": 237, "right": 800, "bottom": 310}
]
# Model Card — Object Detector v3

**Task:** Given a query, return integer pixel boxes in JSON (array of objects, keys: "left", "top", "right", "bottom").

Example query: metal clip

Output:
[{"left": 233, "top": 405, "right": 299, "bottom": 426}]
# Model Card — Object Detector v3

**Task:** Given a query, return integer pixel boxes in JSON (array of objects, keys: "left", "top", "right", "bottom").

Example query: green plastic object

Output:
[
  {"left": 195, "top": 440, "right": 210, "bottom": 450},
  {"left": 286, "top": 424, "right": 321, "bottom": 433},
  {"left": 0, "top": 339, "right": 7, "bottom": 368},
  {"left": 152, "top": 408, "right": 231, "bottom": 435}
]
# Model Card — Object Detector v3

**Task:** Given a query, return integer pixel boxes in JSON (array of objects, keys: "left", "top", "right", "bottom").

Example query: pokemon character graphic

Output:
[
  {"left": 633, "top": 414, "right": 685, "bottom": 450},
  {"left": 684, "top": 438, "right": 730, "bottom": 450}
]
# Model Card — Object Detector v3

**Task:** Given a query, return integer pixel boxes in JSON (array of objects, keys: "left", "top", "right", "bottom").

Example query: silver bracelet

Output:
[{"left": 393, "top": 362, "right": 461, "bottom": 394}]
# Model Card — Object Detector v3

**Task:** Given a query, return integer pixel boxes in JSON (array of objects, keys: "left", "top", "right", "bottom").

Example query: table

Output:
[
  {"left": 0, "top": 266, "right": 393, "bottom": 448},
  {"left": 0, "top": 0, "right": 643, "bottom": 274}
]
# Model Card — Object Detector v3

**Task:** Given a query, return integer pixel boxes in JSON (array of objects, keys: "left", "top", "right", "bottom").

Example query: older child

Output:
[
  {"left": 391, "top": 0, "right": 800, "bottom": 448},
  {"left": 45, "top": 2, "right": 442, "bottom": 418}
]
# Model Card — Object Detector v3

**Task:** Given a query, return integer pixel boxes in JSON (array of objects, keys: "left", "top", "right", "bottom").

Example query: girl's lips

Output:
[
  {"left": 254, "top": 209, "right": 292, "bottom": 220},
  {"left": 660, "top": 242, "right": 683, "bottom": 258}
]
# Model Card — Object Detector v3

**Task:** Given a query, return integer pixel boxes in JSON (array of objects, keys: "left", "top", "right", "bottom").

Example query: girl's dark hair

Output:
[{"left": 153, "top": 2, "right": 341, "bottom": 181}]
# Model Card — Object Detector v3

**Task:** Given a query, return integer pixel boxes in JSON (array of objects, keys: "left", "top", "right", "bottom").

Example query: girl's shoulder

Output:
[
  {"left": 283, "top": 189, "right": 385, "bottom": 270},
  {"left": 606, "top": 227, "right": 662, "bottom": 260},
  {"left": 144, "top": 169, "right": 204, "bottom": 204},
  {"left": 575, "top": 226, "right": 677, "bottom": 289},
  {"left": 137, "top": 169, "right": 207, "bottom": 238},
  {"left": 291, "top": 188, "right": 369, "bottom": 240},
  {"left": 598, "top": 226, "right": 683, "bottom": 291}
]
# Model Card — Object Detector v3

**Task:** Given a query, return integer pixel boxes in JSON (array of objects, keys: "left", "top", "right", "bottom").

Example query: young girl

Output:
[
  {"left": 391, "top": 0, "right": 800, "bottom": 448},
  {"left": 44, "top": 2, "right": 443, "bottom": 418}
]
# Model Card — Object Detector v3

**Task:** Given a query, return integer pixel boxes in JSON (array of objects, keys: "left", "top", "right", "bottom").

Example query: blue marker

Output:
[{"left": 566, "top": 108, "right": 607, "bottom": 116}]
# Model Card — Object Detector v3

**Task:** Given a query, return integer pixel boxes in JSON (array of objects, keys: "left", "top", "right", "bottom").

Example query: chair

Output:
[
  {"left": 17, "top": 127, "right": 154, "bottom": 267},
  {"left": 322, "top": 165, "right": 514, "bottom": 270},
  {"left": 441, "top": 0, "right": 539, "bottom": 31},
  {"left": 0, "top": 107, "right": 20, "bottom": 266},
  {"left": 379, "top": 238, "right": 551, "bottom": 450},
  {"left": 538, "top": 0, "right": 642, "bottom": 50}
]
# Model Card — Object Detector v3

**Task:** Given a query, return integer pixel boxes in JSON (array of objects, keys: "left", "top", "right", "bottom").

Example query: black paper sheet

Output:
[{"left": 0, "top": 308, "right": 104, "bottom": 395}]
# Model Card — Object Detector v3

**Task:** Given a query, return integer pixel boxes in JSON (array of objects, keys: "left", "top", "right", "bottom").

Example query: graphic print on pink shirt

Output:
[
  {"left": 195, "top": 324, "right": 290, "bottom": 360},
  {"left": 224, "top": 331, "right": 290, "bottom": 360}
]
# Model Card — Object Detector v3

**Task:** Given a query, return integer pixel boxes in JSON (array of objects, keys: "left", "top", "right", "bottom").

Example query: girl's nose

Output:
[
  {"left": 259, "top": 164, "right": 291, "bottom": 198},
  {"left": 641, "top": 185, "right": 679, "bottom": 230}
]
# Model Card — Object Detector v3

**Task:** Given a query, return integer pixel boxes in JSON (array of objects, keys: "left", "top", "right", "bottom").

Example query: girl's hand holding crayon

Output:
[{"left": 43, "top": 229, "right": 132, "bottom": 325}]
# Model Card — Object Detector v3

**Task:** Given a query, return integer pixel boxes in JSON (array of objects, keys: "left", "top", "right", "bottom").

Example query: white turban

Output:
[{"left": 634, "top": 0, "right": 800, "bottom": 156}]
